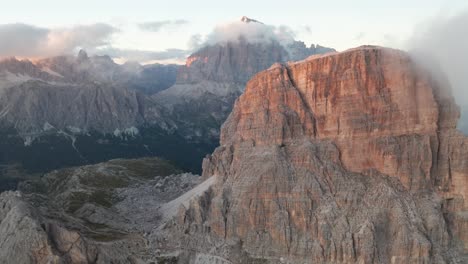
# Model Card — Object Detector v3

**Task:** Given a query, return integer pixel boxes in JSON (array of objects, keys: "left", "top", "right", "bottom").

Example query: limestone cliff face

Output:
[
  {"left": 217, "top": 46, "right": 465, "bottom": 193},
  {"left": 159, "top": 46, "right": 467, "bottom": 263},
  {"left": 177, "top": 40, "right": 289, "bottom": 84}
]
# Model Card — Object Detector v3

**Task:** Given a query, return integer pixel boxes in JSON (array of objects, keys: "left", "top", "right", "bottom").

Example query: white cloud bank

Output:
[
  {"left": 0, "top": 23, "right": 117, "bottom": 58},
  {"left": 406, "top": 10, "right": 468, "bottom": 131},
  {"left": 0, "top": 22, "right": 190, "bottom": 63}
]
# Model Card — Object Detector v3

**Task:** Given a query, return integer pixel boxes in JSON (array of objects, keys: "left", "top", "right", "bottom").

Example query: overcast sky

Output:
[{"left": 0, "top": 0, "right": 467, "bottom": 63}]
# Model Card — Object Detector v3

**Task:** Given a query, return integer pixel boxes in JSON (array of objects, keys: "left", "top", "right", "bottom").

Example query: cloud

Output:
[
  {"left": 47, "top": 23, "right": 117, "bottom": 54},
  {"left": 0, "top": 22, "right": 188, "bottom": 63},
  {"left": 0, "top": 23, "right": 117, "bottom": 58},
  {"left": 407, "top": 9, "right": 468, "bottom": 132},
  {"left": 98, "top": 47, "right": 188, "bottom": 63},
  {"left": 187, "top": 34, "right": 203, "bottom": 51},
  {"left": 0, "top": 24, "right": 49, "bottom": 57},
  {"left": 202, "top": 18, "right": 296, "bottom": 47},
  {"left": 138, "top": 19, "right": 189, "bottom": 32}
]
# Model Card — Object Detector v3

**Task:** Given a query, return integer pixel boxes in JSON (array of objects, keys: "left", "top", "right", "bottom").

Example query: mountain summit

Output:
[{"left": 240, "top": 16, "right": 263, "bottom": 24}]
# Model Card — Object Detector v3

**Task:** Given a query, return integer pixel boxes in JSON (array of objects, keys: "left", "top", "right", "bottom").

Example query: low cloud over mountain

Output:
[
  {"left": 0, "top": 23, "right": 117, "bottom": 58},
  {"left": 407, "top": 9, "right": 468, "bottom": 131},
  {"left": 0, "top": 17, "right": 321, "bottom": 64},
  {"left": 192, "top": 16, "right": 297, "bottom": 48}
]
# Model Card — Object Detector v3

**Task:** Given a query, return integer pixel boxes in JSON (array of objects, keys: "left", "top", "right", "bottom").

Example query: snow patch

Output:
[
  {"left": 24, "top": 136, "right": 34, "bottom": 146},
  {"left": 43, "top": 122, "right": 55, "bottom": 131},
  {"left": 66, "top": 126, "right": 82, "bottom": 134},
  {"left": 113, "top": 127, "right": 139, "bottom": 138}
]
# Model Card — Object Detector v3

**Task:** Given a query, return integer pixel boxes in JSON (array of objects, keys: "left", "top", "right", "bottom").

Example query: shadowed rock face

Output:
[
  {"left": 177, "top": 40, "right": 289, "bottom": 84},
  {"left": 156, "top": 46, "right": 467, "bottom": 263},
  {"left": 176, "top": 39, "right": 335, "bottom": 85}
]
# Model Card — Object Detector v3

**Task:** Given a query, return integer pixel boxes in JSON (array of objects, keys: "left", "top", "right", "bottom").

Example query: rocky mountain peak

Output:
[
  {"left": 240, "top": 16, "right": 263, "bottom": 24},
  {"left": 77, "top": 49, "right": 89, "bottom": 62}
]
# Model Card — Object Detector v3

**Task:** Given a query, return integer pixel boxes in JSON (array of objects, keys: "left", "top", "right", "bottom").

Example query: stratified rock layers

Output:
[{"left": 163, "top": 47, "right": 467, "bottom": 263}]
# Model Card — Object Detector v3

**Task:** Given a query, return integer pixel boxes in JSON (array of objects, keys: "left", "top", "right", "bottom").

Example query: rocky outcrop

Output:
[
  {"left": 0, "top": 191, "right": 58, "bottom": 263},
  {"left": 156, "top": 46, "right": 468, "bottom": 263},
  {"left": 0, "top": 158, "right": 205, "bottom": 263},
  {"left": 0, "top": 191, "right": 115, "bottom": 263}
]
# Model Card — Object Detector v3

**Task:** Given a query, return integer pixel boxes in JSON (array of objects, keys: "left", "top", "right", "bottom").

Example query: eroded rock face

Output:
[
  {"left": 0, "top": 158, "right": 204, "bottom": 263},
  {"left": 0, "top": 191, "right": 106, "bottom": 263},
  {"left": 157, "top": 46, "right": 468, "bottom": 263},
  {"left": 0, "top": 81, "right": 157, "bottom": 134},
  {"left": 0, "top": 192, "right": 58, "bottom": 264}
]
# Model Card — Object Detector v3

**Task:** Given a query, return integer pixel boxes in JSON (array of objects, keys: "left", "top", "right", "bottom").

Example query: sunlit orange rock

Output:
[{"left": 160, "top": 46, "right": 468, "bottom": 263}]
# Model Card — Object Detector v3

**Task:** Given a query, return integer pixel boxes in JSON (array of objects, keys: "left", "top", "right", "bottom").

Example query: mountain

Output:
[
  {"left": 154, "top": 46, "right": 468, "bottom": 262},
  {"left": 2, "top": 46, "right": 466, "bottom": 263}
]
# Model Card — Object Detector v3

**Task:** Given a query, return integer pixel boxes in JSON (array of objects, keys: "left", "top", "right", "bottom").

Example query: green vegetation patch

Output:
[
  {"left": 79, "top": 171, "right": 130, "bottom": 189},
  {"left": 110, "top": 157, "right": 182, "bottom": 179},
  {"left": 67, "top": 191, "right": 90, "bottom": 213},
  {"left": 67, "top": 190, "right": 114, "bottom": 213}
]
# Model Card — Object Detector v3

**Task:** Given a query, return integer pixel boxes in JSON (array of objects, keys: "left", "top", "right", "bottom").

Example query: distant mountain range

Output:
[{"left": 0, "top": 17, "right": 335, "bottom": 183}]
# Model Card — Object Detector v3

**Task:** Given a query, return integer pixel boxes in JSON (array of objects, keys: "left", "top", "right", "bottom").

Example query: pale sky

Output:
[{"left": 1, "top": 0, "right": 467, "bottom": 63}]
